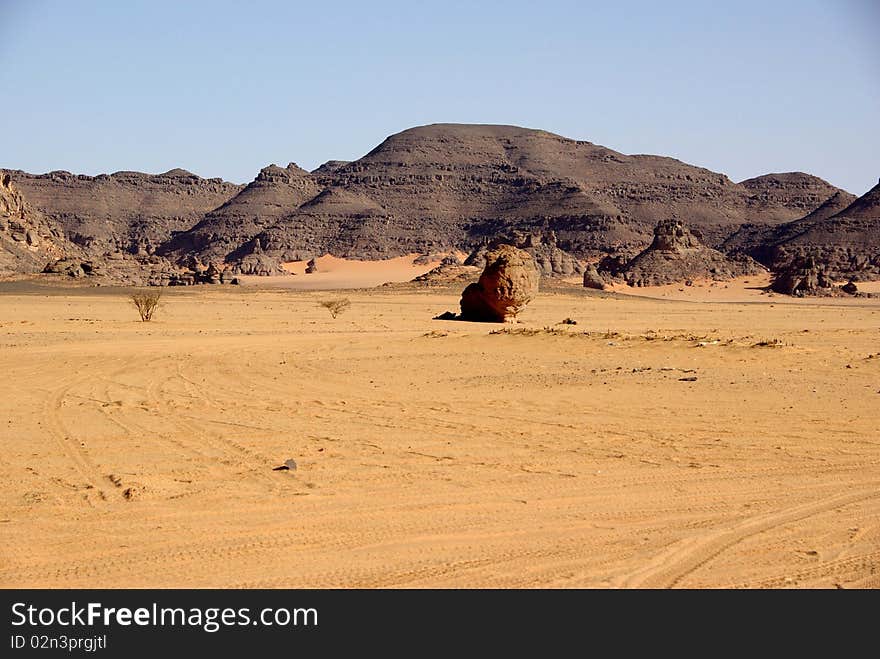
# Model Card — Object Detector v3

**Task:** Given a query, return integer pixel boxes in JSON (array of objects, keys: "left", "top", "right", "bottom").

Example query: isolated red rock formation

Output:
[{"left": 459, "top": 244, "right": 539, "bottom": 322}]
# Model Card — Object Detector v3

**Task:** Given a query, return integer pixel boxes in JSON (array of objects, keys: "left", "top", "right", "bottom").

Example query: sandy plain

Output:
[{"left": 1, "top": 267, "right": 878, "bottom": 588}]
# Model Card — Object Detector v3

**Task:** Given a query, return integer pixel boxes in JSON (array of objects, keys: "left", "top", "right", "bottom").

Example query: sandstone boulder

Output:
[
  {"left": 204, "top": 263, "right": 221, "bottom": 284},
  {"left": 43, "top": 258, "right": 98, "bottom": 278},
  {"left": 459, "top": 244, "right": 539, "bottom": 322},
  {"left": 771, "top": 255, "right": 834, "bottom": 296},
  {"left": 582, "top": 264, "right": 608, "bottom": 290},
  {"left": 233, "top": 253, "right": 284, "bottom": 276},
  {"left": 841, "top": 280, "right": 858, "bottom": 295}
]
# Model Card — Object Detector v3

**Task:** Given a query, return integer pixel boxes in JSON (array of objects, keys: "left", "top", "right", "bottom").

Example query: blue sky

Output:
[{"left": 1, "top": 0, "right": 877, "bottom": 193}]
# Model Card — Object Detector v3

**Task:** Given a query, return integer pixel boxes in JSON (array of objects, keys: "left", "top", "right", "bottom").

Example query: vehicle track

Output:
[{"left": 613, "top": 486, "right": 880, "bottom": 588}]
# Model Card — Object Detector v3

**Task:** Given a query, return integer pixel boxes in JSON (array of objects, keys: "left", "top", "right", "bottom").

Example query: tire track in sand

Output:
[
  {"left": 42, "top": 367, "right": 136, "bottom": 502},
  {"left": 728, "top": 550, "right": 880, "bottom": 589},
  {"left": 613, "top": 486, "right": 880, "bottom": 589}
]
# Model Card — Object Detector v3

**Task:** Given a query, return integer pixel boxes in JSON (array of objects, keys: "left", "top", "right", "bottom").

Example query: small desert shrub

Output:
[
  {"left": 131, "top": 290, "right": 161, "bottom": 322},
  {"left": 559, "top": 318, "right": 577, "bottom": 325},
  {"left": 752, "top": 338, "right": 785, "bottom": 348},
  {"left": 318, "top": 298, "right": 351, "bottom": 318}
]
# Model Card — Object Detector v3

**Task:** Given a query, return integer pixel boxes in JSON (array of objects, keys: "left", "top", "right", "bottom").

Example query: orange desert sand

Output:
[{"left": 1, "top": 263, "right": 879, "bottom": 589}]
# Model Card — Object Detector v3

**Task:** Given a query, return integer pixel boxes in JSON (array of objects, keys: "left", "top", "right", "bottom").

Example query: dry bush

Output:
[
  {"left": 131, "top": 290, "right": 162, "bottom": 322},
  {"left": 752, "top": 338, "right": 785, "bottom": 348},
  {"left": 318, "top": 298, "right": 351, "bottom": 319}
]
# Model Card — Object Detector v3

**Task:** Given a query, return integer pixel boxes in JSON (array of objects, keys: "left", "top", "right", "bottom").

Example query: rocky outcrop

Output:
[
  {"left": 608, "top": 219, "right": 764, "bottom": 287},
  {"left": 231, "top": 253, "right": 286, "bottom": 276},
  {"left": 841, "top": 280, "right": 859, "bottom": 295},
  {"left": 1, "top": 172, "right": 77, "bottom": 275},
  {"left": 466, "top": 230, "right": 583, "bottom": 278},
  {"left": 411, "top": 262, "right": 480, "bottom": 287},
  {"left": 8, "top": 168, "right": 241, "bottom": 256},
  {"left": 459, "top": 245, "right": 540, "bottom": 322},
  {"left": 582, "top": 264, "right": 609, "bottom": 290},
  {"left": 154, "top": 262, "right": 240, "bottom": 286},
  {"left": 519, "top": 233, "right": 583, "bottom": 278},
  {"left": 42, "top": 258, "right": 99, "bottom": 278},
  {"left": 770, "top": 255, "right": 834, "bottom": 296}
]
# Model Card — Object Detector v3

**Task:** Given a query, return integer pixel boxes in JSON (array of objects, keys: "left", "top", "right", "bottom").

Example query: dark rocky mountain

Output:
[
  {"left": 738, "top": 172, "right": 845, "bottom": 218},
  {"left": 5, "top": 124, "right": 868, "bottom": 287},
  {"left": 765, "top": 182, "right": 880, "bottom": 279},
  {"left": 7, "top": 168, "right": 242, "bottom": 256},
  {"left": 162, "top": 124, "right": 849, "bottom": 274},
  {"left": 157, "top": 163, "right": 320, "bottom": 270},
  {"left": 722, "top": 190, "right": 857, "bottom": 260},
  {"left": 724, "top": 182, "right": 879, "bottom": 280}
]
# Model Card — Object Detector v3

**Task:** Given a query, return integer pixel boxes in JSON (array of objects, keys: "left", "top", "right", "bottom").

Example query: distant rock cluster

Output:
[
  {"left": 231, "top": 253, "right": 285, "bottom": 276},
  {"left": 465, "top": 230, "right": 584, "bottom": 278},
  {"left": 164, "top": 263, "right": 239, "bottom": 286},
  {"left": 770, "top": 256, "right": 868, "bottom": 297},
  {"left": 42, "top": 258, "right": 99, "bottom": 279},
  {"left": 596, "top": 219, "right": 765, "bottom": 287},
  {"left": 410, "top": 256, "right": 479, "bottom": 288}
]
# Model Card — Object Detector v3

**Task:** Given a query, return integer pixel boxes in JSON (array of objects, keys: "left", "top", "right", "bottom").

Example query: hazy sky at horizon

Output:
[{"left": 1, "top": 0, "right": 877, "bottom": 194}]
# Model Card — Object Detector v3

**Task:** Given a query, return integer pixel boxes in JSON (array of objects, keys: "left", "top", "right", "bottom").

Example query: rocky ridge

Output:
[{"left": 8, "top": 168, "right": 242, "bottom": 256}]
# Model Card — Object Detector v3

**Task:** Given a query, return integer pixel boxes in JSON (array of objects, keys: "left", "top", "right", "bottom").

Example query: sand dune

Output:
[{"left": 1, "top": 283, "right": 878, "bottom": 588}]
